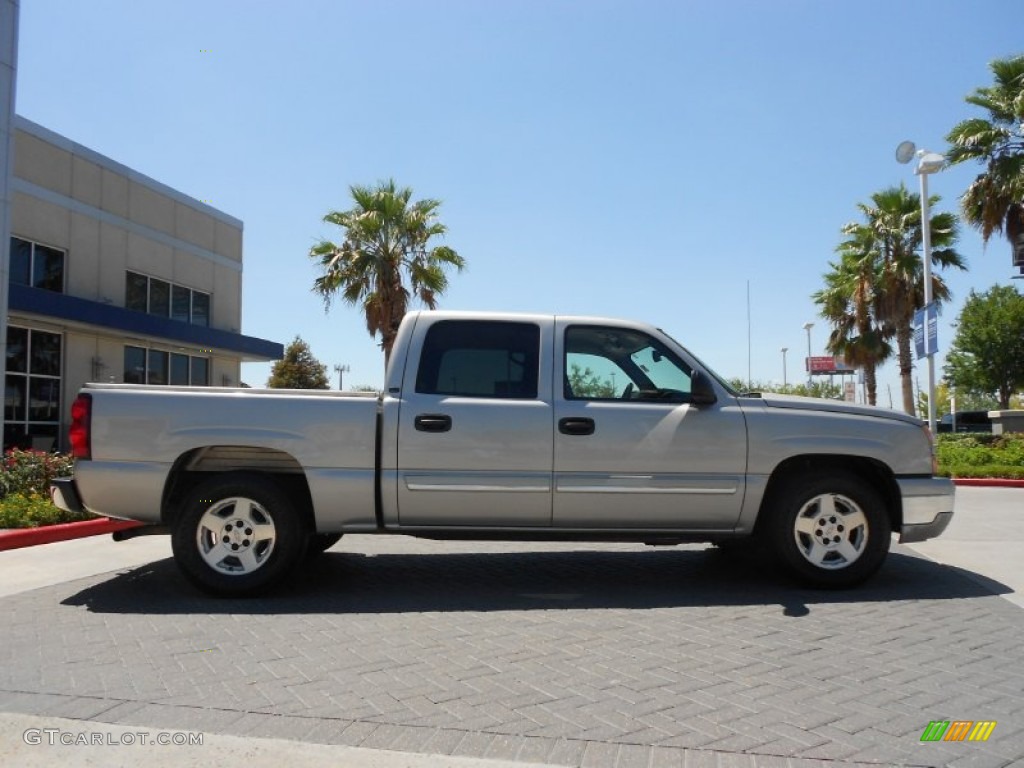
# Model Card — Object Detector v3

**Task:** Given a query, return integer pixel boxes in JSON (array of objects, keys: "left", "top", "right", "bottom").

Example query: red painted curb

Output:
[
  {"left": 0, "top": 518, "right": 143, "bottom": 551},
  {"left": 953, "top": 478, "right": 1024, "bottom": 488}
]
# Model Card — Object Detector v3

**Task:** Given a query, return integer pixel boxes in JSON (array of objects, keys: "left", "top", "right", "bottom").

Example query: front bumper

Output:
[{"left": 897, "top": 476, "right": 955, "bottom": 543}]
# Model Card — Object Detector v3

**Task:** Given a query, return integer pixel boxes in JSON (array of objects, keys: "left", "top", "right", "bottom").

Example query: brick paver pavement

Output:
[{"left": 1, "top": 537, "right": 1022, "bottom": 768}]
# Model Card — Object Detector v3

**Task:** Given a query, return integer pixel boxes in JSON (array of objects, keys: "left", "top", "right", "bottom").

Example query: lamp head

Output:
[
  {"left": 896, "top": 140, "right": 916, "bottom": 164},
  {"left": 917, "top": 151, "right": 946, "bottom": 174}
]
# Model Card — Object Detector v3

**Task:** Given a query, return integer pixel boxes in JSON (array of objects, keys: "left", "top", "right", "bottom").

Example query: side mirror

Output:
[{"left": 690, "top": 371, "right": 718, "bottom": 406}]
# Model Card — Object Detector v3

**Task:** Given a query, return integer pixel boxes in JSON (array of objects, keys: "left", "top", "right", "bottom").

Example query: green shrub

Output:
[
  {"left": 0, "top": 449, "right": 92, "bottom": 529},
  {"left": 0, "top": 492, "right": 95, "bottom": 528},
  {"left": 936, "top": 434, "right": 1024, "bottom": 478},
  {"left": 0, "top": 449, "right": 74, "bottom": 499},
  {"left": 937, "top": 464, "right": 1024, "bottom": 479}
]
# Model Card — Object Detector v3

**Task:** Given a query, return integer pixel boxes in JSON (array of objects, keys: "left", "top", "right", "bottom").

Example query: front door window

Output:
[{"left": 564, "top": 326, "right": 692, "bottom": 402}]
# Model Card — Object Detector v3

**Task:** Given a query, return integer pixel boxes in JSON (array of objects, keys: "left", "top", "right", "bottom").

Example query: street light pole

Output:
[
  {"left": 781, "top": 347, "right": 788, "bottom": 387},
  {"left": 897, "top": 141, "right": 944, "bottom": 441},
  {"left": 802, "top": 322, "right": 814, "bottom": 387},
  {"left": 918, "top": 165, "right": 937, "bottom": 438}
]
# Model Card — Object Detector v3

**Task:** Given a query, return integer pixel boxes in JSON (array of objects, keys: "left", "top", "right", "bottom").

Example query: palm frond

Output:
[{"left": 946, "top": 54, "right": 1024, "bottom": 254}]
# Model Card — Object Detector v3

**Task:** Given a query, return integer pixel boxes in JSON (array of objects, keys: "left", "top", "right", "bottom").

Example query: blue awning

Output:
[{"left": 9, "top": 283, "right": 283, "bottom": 361}]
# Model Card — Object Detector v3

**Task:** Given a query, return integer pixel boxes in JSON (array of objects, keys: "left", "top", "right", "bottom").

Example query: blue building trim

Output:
[{"left": 9, "top": 284, "right": 283, "bottom": 361}]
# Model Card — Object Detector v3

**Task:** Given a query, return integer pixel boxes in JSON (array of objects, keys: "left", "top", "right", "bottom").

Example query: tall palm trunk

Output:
[
  {"left": 864, "top": 362, "right": 878, "bottom": 406},
  {"left": 895, "top": 323, "right": 915, "bottom": 415}
]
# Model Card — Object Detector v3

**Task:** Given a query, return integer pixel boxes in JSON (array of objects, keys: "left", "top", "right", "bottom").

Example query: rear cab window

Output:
[{"left": 416, "top": 320, "right": 540, "bottom": 399}]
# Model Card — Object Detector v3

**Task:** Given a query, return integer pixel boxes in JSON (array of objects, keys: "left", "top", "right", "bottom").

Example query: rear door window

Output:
[{"left": 416, "top": 321, "right": 540, "bottom": 399}]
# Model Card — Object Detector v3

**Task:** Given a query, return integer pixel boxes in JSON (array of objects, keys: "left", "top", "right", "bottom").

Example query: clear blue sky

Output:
[{"left": 15, "top": 0, "right": 1023, "bottom": 405}]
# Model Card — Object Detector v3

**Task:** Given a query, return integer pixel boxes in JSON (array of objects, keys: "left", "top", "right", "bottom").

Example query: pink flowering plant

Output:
[
  {"left": 0, "top": 449, "right": 91, "bottom": 528},
  {"left": 0, "top": 449, "right": 74, "bottom": 498}
]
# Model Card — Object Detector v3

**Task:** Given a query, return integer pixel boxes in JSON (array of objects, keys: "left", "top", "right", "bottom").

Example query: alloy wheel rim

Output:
[
  {"left": 792, "top": 492, "right": 869, "bottom": 570},
  {"left": 196, "top": 497, "right": 276, "bottom": 575}
]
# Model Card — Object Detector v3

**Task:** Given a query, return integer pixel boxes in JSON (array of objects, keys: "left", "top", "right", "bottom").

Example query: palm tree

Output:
[
  {"left": 857, "top": 184, "right": 965, "bottom": 414},
  {"left": 310, "top": 180, "right": 465, "bottom": 364},
  {"left": 813, "top": 227, "right": 892, "bottom": 406},
  {"left": 945, "top": 54, "right": 1024, "bottom": 269}
]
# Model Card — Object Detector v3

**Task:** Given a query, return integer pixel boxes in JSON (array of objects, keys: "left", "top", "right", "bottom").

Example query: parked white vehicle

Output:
[{"left": 52, "top": 311, "right": 954, "bottom": 596}]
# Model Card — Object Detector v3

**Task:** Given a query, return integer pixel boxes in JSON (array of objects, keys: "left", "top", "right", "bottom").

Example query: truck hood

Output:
[{"left": 750, "top": 393, "right": 923, "bottom": 426}]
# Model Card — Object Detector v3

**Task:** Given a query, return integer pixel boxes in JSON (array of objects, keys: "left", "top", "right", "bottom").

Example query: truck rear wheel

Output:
[
  {"left": 171, "top": 473, "right": 309, "bottom": 597},
  {"left": 768, "top": 472, "right": 891, "bottom": 588}
]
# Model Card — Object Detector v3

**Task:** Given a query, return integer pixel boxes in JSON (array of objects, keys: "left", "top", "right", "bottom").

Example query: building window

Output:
[
  {"left": 124, "top": 345, "right": 209, "bottom": 386},
  {"left": 126, "top": 272, "right": 148, "bottom": 312},
  {"left": 170, "top": 353, "right": 189, "bottom": 385},
  {"left": 9, "top": 237, "right": 65, "bottom": 293},
  {"left": 124, "top": 346, "right": 146, "bottom": 384},
  {"left": 191, "top": 291, "right": 210, "bottom": 327},
  {"left": 190, "top": 357, "right": 209, "bottom": 386},
  {"left": 171, "top": 286, "right": 190, "bottom": 323},
  {"left": 4, "top": 326, "right": 63, "bottom": 451},
  {"left": 148, "top": 350, "right": 168, "bottom": 385},
  {"left": 149, "top": 279, "right": 170, "bottom": 317},
  {"left": 125, "top": 271, "right": 210, "bottom": 327}
]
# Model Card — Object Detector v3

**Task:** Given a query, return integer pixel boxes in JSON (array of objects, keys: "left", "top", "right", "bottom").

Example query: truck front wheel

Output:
[
  {"left": 171, "top": 473, "right": 309, "bottom": 597},
  {"left": 768, "top": 472, "right": 891, "bottom": 588}
]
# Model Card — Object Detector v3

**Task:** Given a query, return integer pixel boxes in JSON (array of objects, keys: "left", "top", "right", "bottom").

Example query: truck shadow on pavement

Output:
[{"left": 61, "top": 544, "right": 1014, "bottom": 616}]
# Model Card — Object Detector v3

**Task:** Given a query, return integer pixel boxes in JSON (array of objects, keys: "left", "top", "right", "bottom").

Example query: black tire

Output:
[
  {"left": 170, "top": 472, "right": 310, "bottom": 597},
  {"left": 767, "top": 472, "right": 891, "bottom": 588},
  {"left": 307, "top": 533, "right": 343, "bottom": 556}
]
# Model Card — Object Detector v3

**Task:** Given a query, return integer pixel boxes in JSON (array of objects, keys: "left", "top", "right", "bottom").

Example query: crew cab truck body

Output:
[{"left": 52, "top": 311, "right": 955, "bottom": 596}]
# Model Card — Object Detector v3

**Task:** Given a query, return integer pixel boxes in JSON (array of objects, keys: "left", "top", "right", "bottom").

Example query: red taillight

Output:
[{"left": 69, "top": 394, "right": 92, "bottom": 459}]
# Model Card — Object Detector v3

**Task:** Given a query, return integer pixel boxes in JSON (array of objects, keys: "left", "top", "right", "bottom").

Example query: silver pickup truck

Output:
[{"left": 52, "top": 311, "right": 954, "bottom": 596}]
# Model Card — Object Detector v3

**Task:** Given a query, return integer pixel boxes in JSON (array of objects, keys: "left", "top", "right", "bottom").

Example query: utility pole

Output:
[{"left": 333, "top": 364, "right": 350, "bottom": 391}]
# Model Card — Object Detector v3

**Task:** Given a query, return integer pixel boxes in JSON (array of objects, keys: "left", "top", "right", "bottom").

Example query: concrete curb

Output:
[
  {"left": 953, "top": 478, "right": 1024, "bottom": 488},
  {"left": 0, "top": 518, "right": 142, "bottom": 552}
]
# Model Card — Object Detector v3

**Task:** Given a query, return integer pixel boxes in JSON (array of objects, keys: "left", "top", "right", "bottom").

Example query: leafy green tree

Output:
[
  {"left": 726, "top": 378, "right": 844, "bottom": 400},
  {"left": 267, "top": 336, "right": 330, "bottom": 389},
  {"left": 943, "top": 285, "right": 1024, "bottom": 409},
  {"left": 813, "top": 226, "right": 893, "bottom": 406},
  {"left": 568, "top": 364, "right": 617, "bottom": 398},
  {"left": 945, "top": 54, "right": 1024, "bottom": 270},
  {"left": 310, "top": 179, "right": 465, "bottom": 364},
  {"left": 853, "top": 184, "right": 965, "bottom": 415},
  {"left": 931, "top": 381, "right": 999, "bottom": 416}
]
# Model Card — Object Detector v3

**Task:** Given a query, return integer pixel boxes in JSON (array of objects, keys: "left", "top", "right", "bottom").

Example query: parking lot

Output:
[{"left": 1, "top": 487, "right": 1022, "bottom": 768}]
